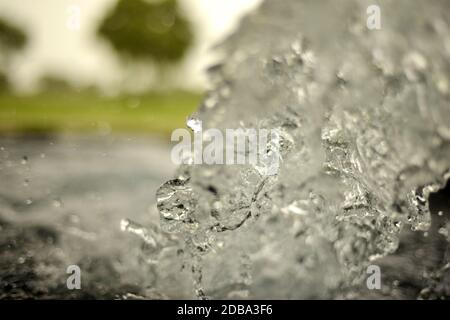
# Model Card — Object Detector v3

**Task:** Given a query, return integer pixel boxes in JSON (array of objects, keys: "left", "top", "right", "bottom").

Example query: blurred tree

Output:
[
  {"left": 38, "top": 74, "right": 74, "bottom": 92},
  {"left": 98, "top": 0, "right": 193, "bottom": 87},
  {"left": 0, "top": 17, "right": 27, "bottom": 92},
  {"left": 0, "top": 18, "right": 27, "bottom": 52},
  {"left": 0, "top": 71, "right": 9, "bottom": 92}
]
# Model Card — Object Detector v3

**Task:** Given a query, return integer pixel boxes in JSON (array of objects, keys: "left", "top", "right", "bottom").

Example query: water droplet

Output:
[
  {"left": 21, "top": 156, "right": 28, "bottom": 165},
  {"left": 187, "top": 117, "right": 202, "bottom": 133},
  {"left": 52, "top": 198, "right": 62, "bottom": 208},
  {"left": 204, "top": 94, "right": 218, "bottom": 109},
  {"left": 219, "top": 85, "right": 230, "bottom": 98},
  {"left": 403, "top": 51, "right": 428, "bottom": 81},
  {"left": 120, "top": 218, "right": 157, "bottom": 247},
  {"left": 69, "top": 214, "right": 80, "bottom": 224},
  {"left": 291, "top": 39, "right": 302, "bottom": 54},
  {"left": 435, "top": 74, "right": 449, "bottom": 95}
]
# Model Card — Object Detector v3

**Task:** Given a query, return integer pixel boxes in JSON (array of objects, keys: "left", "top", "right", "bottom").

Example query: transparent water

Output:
[{"left": 147, "top": 0, "right": 450, "bottom": 299}]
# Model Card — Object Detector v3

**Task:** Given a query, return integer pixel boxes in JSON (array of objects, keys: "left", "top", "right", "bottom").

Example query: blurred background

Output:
[
  {"left": 0, "top": 0, "right": 261, "bottom": 298},
  {"left": 0, "top": 0, "right": 262, "bottom": 134}
]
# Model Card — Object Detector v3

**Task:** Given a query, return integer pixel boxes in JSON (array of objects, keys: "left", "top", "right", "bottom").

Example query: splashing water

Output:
[{"left": 122, "top": 0, "right": 450, "bottom": 299}]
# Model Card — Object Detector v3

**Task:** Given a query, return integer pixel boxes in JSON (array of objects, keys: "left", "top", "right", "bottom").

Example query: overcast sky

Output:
[{"left": 0, "top": 0, "right": 261, "bottom": 92}]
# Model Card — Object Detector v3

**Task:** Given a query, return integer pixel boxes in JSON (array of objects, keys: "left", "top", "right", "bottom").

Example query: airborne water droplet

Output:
[
  {"left": 120, "top": 218, "right": 157, "bottom": 247},
  {"left": 52, "top": 198, "right": 62, "bottom": 208},
  {"left": 187, "top": 117, "right": 202, "bottom": 133}
]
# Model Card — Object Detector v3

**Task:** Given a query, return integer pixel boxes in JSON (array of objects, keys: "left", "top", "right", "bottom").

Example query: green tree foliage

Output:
[
  {"left": 0, "top": 17, "right": 27, "bottom": 91},
  {"left": 98, "top": 0, "right": 193, "bottom": 64},
  {"left": 0, "top": 18, "right": 27, "bottom": 52},
  {"left": 38, "top": 74, "right": 74, "bottom": 92},
  {"left": 0, "top": 71, "right": 9, "bottom": 92}
]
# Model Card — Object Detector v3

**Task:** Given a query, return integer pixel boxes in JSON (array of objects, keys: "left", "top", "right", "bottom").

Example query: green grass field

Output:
[{"left": 0, "top": 90, "right": 202, "bottom": 136}]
